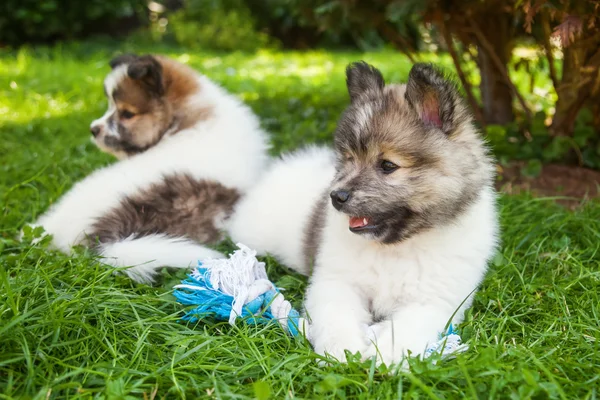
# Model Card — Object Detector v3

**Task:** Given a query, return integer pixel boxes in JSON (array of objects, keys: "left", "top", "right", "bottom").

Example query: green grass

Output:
[{"left": 1, "top": 40, "right": 599, "bottom": 399}]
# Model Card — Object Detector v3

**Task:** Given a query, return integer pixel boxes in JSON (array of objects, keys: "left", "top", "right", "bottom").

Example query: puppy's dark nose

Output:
[
  {"left": 330, "top": 190, "right": 350, "bottom": 210},
  {"left": 90, "top": 126, "right": 101, "bottom": 137}
]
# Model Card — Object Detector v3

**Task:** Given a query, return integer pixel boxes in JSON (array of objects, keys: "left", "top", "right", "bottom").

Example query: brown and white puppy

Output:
[
  {"left": 30, "top": 54, "right": 270, "bottom": 283},
  {"left": 227, "top": 62, "right": 498, "bottom": 366}
]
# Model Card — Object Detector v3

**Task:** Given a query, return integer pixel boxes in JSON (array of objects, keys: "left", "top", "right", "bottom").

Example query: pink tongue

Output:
[{"left": 349, "top": 217, "right": 369, "bottom": 229}]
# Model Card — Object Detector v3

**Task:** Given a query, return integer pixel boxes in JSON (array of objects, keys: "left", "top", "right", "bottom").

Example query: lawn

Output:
[{"left": 1, "top": 40, "right": 599, "bottom": 399}]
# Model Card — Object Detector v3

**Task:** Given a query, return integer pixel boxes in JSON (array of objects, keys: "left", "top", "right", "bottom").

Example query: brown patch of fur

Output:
[
  {"left": 156, "top": 56, "right": 213, "bottom": 131},
  {"left": 112, "top": 78, "right": 173, "bottom": 149},
  {"left": 157, "top": 56, "right": 212, "bottom": 130},
  {"left": 157, "top": 57, "right": 200, "bottom": 104},
  {"left": 379, "top": 144, "right": 418, "bottom": 169},
  {"left": 114, "top": 79, "right": 156, "bottom": 114},
  {"left": 89, "top": 174, "right": 240, "bottom": 245}
]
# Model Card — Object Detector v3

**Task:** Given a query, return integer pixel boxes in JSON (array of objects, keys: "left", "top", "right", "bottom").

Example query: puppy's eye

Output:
[
  {"left": 120, "top": 110, "right": 135, "bottom": 120},
  {"left": 380, "top": 160, "right": 399, "bottom": 174}
]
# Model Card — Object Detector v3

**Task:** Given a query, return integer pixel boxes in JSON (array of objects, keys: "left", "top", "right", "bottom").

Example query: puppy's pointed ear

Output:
[
  {"left": 127, "top": 55, "right": 164, "bottom": 96},
  {"left": 405, "top": 63, "right": 459, "bottom": 135},
  {"left": 109, "top": 53, "right": 137, "bottom": 69},
  {"left": 346, "top": 61, "right": 384, "bottom": 103}
]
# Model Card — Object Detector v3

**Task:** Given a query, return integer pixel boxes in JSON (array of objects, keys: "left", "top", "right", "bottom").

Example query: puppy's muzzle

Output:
[{"left": 330, "top": 189, "right": 350, "bottom": 211}]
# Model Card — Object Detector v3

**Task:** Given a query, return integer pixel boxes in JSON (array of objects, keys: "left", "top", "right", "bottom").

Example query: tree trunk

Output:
[
  {"left": 551, "top": 45, "right": 600, "bottom": 136},
  {"left": 551, "top": 46, "right": 586, "bottom": 136},
  {"left": 475, "top": 15, "right": 515, "bottom": 125}
]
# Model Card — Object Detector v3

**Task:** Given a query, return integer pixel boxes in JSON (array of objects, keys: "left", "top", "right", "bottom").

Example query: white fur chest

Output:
[{"left": 314, "top": 186, "right": 498, "bottom": 321}]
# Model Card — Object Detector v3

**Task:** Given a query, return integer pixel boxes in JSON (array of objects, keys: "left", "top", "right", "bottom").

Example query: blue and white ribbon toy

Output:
[{"left": 173, "top": 243, "right": 468, "bottom": 359}]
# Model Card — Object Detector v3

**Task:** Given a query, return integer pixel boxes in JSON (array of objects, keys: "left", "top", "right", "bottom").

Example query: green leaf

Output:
[
  {"left": 531, "top": 112, "right": 549, "bottom": 137},
  {"left": 253, "top": 381, "right": 271, "bottom": 400},
  {"left": 573, "top": 126, "right": 594, "bottom": 147},
  {"left": 492, "top": 252, "right": 506, "bottom": 267},
  {"left": 486, "top": 124, "right": 507, "bottom": 141},
  {"left": 315, "top": 374, "right": 354, "bottom": 393},
  {"left": 522, "top": 368, "right": 539, "bottom": 387},
  {"left": 542, "top": 136, "right": 571, "bottom": 162},
  {"left": 521, "top": 159, "right": 543, "bottom": 178},
  {"left": 575, "top": 108, "right": 593, "bottom": 127}
]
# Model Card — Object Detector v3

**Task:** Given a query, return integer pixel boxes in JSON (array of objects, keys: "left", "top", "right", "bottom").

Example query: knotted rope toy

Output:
[
  {"left": 173, "top": 243, "right": 468, "bottom": 359},
  {"left": 173, "top": 244, "right": 308, "bottom": 336}
]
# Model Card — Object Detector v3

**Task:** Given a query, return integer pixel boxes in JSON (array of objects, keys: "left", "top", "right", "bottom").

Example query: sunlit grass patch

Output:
[{"left": 0, "top": 40, "right": 598, "bottom": 399}]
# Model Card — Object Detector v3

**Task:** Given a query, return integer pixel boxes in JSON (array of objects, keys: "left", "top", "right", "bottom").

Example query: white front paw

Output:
[
  {"left": 312, "top": 328, "right": 367, "bottom": 363},
  {"left": 362, "top": 329, "right": 405, "bottom": 367},
  {"left": 362, "top": 343, "right": 408, "bottom": 368},
  {"left": 362, "top": 323, "right": 416, "bottom": 368}
]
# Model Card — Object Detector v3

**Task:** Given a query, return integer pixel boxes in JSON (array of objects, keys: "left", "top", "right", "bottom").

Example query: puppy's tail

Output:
[{"left": 96, "top": 233, "right": 224, "bottom": 284}]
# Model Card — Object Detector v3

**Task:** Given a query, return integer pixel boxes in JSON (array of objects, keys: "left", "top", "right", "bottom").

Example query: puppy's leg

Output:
[
  {"left": 363, "top": 304, "right": 451, "bottom": 367},
  {"left": 27, "top": 179, "right": 108, "bottom": 252},
  {"left": 305, "top": 278, "right": 371, "bottom": 362},
  {"left": 97, "top": 234, "right": 223, "bottom": 284}
]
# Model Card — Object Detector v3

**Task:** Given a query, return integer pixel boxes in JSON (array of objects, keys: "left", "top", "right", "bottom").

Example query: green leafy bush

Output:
[
  {"left": 157, "top": 0, "right": 382, "bottom": 51},
  {"left": 246, "top": 0, "right": 423, "bottom": 50},
  {"left": 0, "top": 0, "right": 147, "bottom": 46},
  {"left": 161, "top": 0, "right": 274, "bottom": 51},
  {"left": 486, "top": 109, "right": 600, "bottom": 170}
]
